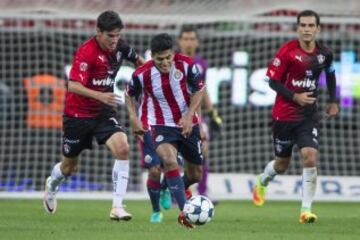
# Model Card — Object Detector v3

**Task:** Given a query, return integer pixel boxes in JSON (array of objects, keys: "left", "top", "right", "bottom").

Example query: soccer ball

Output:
[{"left": 183, "top": 195, "right": 215, "bottom": 225}]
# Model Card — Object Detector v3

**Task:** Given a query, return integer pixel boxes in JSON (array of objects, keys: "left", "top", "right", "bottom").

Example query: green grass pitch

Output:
[{"left": 0, "top": 199, "right": 359, "bottom": 240}]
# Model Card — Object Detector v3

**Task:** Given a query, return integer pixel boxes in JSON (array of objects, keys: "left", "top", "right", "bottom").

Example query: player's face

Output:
[
  {"left": 297, "top": 16, "right": 320, "bottom": 44},
  {"left": 152, "top": 49, "right": 174, "bottom": 73},
  {"left": 96, "top": 28, "right": 121, "bottom": 52},
  {"left": 178, "top": 31, "right": 199, "bottom": 57}
]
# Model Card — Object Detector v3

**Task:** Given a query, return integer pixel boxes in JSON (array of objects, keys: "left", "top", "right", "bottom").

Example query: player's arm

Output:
[
  {"left": 121, "top": 41, "right": 145, "bottom": 67},
  {"left": 125, "top": 74, "right": 146, "bottom": 139},
  {"left": 179, "top": 64, "right": 205, "bottom": 137},
  {"left": 202, "top": 88, "right": 222, "bottom": 137},
  {"left": 324, "top": 54, "right": 339, "bottom": 117}
]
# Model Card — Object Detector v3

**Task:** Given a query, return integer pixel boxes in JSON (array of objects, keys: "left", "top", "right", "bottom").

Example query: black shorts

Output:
[
  {"left": 62, "top": 115, "right": 125, "bottom": 157},
  {"left": 272, "top": 118, "right": 319, "bottom": 158},
  {"left": 151, "top": 125, "right": 203, "bottom": 165}
]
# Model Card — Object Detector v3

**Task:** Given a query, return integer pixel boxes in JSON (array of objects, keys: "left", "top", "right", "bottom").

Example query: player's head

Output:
[
  {"left": 96, "top": 10, "right": 124, "bottom": 52},
  {"left": 296, "top": 10, "right": 320, "bottom": 44},
  {"left": 151, "top": 33, "right": 174, "bottom": 73},
  {"left": 177, "top": 25, "right": 199, "bottom": 57}
]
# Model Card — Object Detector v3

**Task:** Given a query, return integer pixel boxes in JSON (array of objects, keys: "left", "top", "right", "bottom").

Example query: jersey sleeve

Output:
[
  {"left": 126, "top": 73, "right": 142, "bottom": 99},
  {"left": 118, "top": 39, "right": 139, "bottom": 64},
  {"left": 69, "top": 49, "right": 91, "bottom": 85},
  {"left": 187, "top": 63, "right": 205, "bottom": 93},
  {"left": 265, "top": 47, "right": 289, "bottom": 82}
]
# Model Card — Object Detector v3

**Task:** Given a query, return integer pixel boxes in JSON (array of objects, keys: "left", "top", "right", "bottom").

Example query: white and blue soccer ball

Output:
[{"left": 183, "top": 195, "right": 215, "bottom": 225}]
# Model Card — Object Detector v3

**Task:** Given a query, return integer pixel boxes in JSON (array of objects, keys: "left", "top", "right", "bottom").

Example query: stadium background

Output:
[{"left": 0, "top": 0, "right": 360, "bottom": 198}]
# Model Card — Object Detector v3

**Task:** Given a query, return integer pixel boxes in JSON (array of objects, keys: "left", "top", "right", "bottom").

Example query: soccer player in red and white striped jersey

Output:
[{"left": 126, "top": 33, "right": 205, "bottom": 228}]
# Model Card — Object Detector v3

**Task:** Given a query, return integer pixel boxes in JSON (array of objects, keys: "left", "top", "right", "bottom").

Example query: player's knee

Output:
[
  {"left": 148, "top": 166, "right": 161, "bottom": 181},
  {"left": 187, "top": 166, "right": 203, "bottom": 183},
  {"left": 302, "top": 148, "right": 317, "bottom": 167},
  {"left": 61, "top": 160, "right": 78, "bottom": 176},
  {"left": 114, "top": 142, "right": 130, "bottom": 159}
]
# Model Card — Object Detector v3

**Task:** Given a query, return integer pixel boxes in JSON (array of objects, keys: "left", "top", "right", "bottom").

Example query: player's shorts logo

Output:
[
  {"left": 144, "top": 154, "right": 152, "bottom": 163},
  {"left": 63, "top": 144, "right": 70, "bottom": 154},
  {"left": 155, "top": 135, "right": 164, "bottom": 142}
]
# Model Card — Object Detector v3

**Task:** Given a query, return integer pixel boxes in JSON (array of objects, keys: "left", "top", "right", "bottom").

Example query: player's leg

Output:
[
  {"left": 253, "top": 120, "right": 294, "bottom": 206},
  {"left": 105, "top": 131, "right": 132, "bottom": 221},
  {"left": 197, "top": 124, "right": 209, "bottom": 196},
  {"left": 95, "top": 116, "right": 131, "bottom": 221},
  {"left": 140, "top": 132, "right": 164, "bottom": 222},
  {"left": 43, "top": 117, "right": 92, "bottom": 214},
  {"left": 296, "top": 119, "right": 319, "bottom": 223}
]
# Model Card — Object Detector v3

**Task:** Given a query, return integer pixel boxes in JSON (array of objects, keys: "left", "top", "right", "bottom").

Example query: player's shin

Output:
[
  {"left": 301, "top": 167, "right": 317, "bottom": 212},
  {"left": 48, "top": 162, "right": 66, "bottom": 191},
  {"left": 260, "top": 160, "right": 278, "bottom": 186},
  {"left": 165, "top": 168, "right": 186, "bottom": 210},
  {"left": 112, "top": 159, "right": 130, "bottom": 208},
  {"left": 147, "top": 178, "right": 161, "bottom": 212}
]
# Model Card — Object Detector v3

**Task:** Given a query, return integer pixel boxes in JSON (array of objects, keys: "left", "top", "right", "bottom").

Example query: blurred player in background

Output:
[
  {"left": 43, "top": 10, "right": 144, "bottom": 221},
  {"left": 177, "top": 26, "right": 222, "bottom": 201},
  {"left": 126, "top": 33, "right": 205, "bottom": 228},
  {"left": 252, "top": 10, "right": 339, "bottom": 223}
]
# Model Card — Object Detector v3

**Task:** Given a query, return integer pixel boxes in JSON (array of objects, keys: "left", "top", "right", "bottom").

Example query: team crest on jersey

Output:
[
  {"left": 80, "top": 62, "right": 88, "bottom": 71},
  {"left": 174, "top": 69, "right": 183, "bottom": 80},
  {"left": 273, "top": 58, "right": 281, "bottom": 67},
  {"left": 116, "top": 51, "right": 122, "bottom": 62},
  {"left": 317, "top": 54, "right": 325, "bottom": 64}
]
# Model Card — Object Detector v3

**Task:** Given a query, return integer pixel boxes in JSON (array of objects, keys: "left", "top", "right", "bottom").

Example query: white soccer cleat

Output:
[
  {"left": 43, "top": 176, "right": 58, "bottom": 214},
  {"left": 109, "top": 207, "right": 132, "bottom": 221}
]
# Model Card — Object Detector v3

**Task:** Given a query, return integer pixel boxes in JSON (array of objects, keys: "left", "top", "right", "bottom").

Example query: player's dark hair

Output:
[
  {"left": 297, "top": 10, "right": 320, "bottom": 26},
  {"left": 97, "top": 10, "right": 124, "bottom": 32},
  {"left": 178, "top": 25, "right": 199, "bottom": 39},
  {"left": 151, "top": 33, "right": 174, "bottom": 54}
]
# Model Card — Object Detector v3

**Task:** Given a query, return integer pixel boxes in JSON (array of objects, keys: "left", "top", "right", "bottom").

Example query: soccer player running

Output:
[
  {"left": 252, "top": 10, "right": 339, "bottom": 223},
  {"left": 126, "top": 33, "right": 205, "bottom": 229},
  {"left": 177, "top": 25, "right": 222, "bottom": 201},
  {"left": 43, "top": 10, "right": 144, "bottom": 221}
]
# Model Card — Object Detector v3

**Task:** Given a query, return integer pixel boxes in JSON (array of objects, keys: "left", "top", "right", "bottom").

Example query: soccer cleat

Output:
[
  {"left": 252, "top": 175, "right": 267, "bottom": 206},
  {"left": 185, "top": 188, "right": 192, "bottom": 200},
  {"left": 299, "top": 211, "right": 318, "bottom": 223},
  {"left": 178, "top": 212, "right": 195, "bottom": 229},
  {"left": 43, "top": 176, "right": 58, "bottom": 214},
  {"left": 160, "top": 189, "right": 172, "bottom": 210},
  {"left": 150, "top": 211, "right": 163, "bottom": 223},
  {"left": 110, "top": 207, "right": 132, "bottom": 221}
]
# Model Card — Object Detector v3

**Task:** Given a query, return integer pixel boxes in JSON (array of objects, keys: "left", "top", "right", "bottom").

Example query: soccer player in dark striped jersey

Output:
[{"left": 252, "top": 10, "right": 339, "bottom": 223}]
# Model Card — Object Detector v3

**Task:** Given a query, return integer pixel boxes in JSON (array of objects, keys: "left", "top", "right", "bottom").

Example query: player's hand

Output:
[
  {"left": 293, "top": 92, "right": 316, "bottom": 106},
  {"left": 326, "top": 103, "right": 339, "bottom": 118},
  {"left": 130, "top": 118, "right": 147, "bottom": 141},
  {"left": 178, "top": 113, "right": 193, "bottom": 138},
  {"left": 98, "top": 92, "right": 123, "bottom": 107},
  {"left": 207, "top": 108, "right": 222, "bottom": 139}
]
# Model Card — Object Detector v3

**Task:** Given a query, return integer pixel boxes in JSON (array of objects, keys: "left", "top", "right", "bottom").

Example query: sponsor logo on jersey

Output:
[
  {"left": 92, "top": 77, "right": 115, "bottom": 86},
  {"left": 195, "top": 63, "right": 204, "bottom": 74},
  {"left": 317, "top": 54, "right": 325, "bottom": 64},
  {"left": 79, "top": 62, "right": 88, "bottom": 71},
  {"left": 291, "top": 78, "right": 316, "bottom": 90},
  {"left": 98, "top": 55, "right": 106, "bottom": 62},
  {"left": 273, "top": 57, "right": 281, "bottom": 67}
]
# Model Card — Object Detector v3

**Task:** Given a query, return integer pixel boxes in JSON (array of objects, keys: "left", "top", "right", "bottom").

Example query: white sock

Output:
[
  {"left": 48, "top": 162, "right": 65, "bottom": 192},
  {"left": 260, "top": 160, "right": 277, "bottom": 186},
  {"left": 301, "top": 167, "right": 317, "bottom": 211},
  {"left": 112, "top": 160, "right": 130, "bottom": 208}
]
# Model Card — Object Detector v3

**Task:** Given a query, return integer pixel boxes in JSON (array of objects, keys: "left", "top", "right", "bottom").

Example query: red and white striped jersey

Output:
[{"left": 127, "top": 53, "right": 205, "bottom": 128}]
